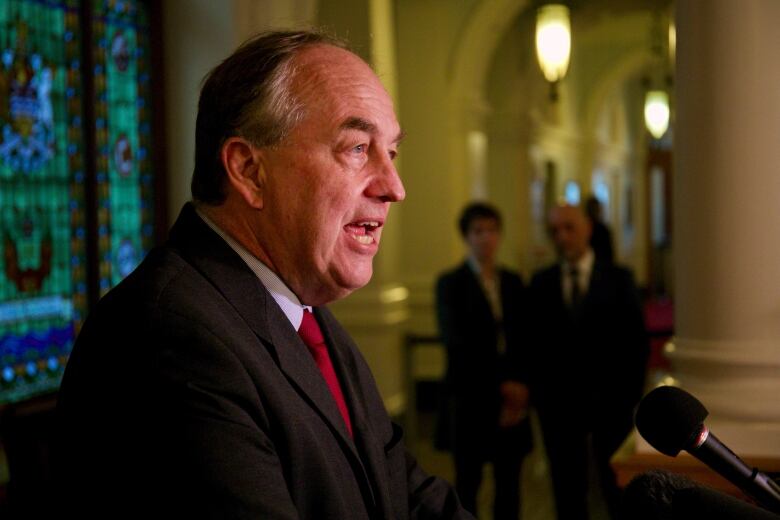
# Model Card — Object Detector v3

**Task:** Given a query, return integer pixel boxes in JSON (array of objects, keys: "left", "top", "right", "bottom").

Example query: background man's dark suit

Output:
[
  {"left": 528, "top": 260, "right": 648, "bottom": 519},
  {"left": 57, "top": 205, "right": 469, "bottom": 519},
  {"left": 436, "top": 262, "right": 532, "bottom": 518}
]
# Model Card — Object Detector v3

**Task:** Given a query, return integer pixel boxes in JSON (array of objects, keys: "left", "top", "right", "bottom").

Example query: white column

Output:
[
  {"left": 671, "top": 0, "right": 780, "bottom": 456},
  {"left": 163, "top": 0, "right": 238, "bottom": 224}
]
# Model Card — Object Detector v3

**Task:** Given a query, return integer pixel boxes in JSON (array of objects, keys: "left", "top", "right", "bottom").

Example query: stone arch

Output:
[
  {"left": 443, "top": 0, "right": 532, "bottom": 234},
  {"left": 582, "top": 49, "right": 653, "bottom": 143},
  {"left": 448, "top": 0, "right": 531, "bottom": 102}
]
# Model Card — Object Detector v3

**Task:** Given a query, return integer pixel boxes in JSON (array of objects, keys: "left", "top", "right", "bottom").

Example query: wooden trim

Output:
[
  {"left": 79, "top": 0, "right": 99, "bottom": 308},
  {"left": 614, "top": 451, "right": 780, "bottom": 499},
  {"left": 146, "top": 0, "right": 169, "bottom": 242}
]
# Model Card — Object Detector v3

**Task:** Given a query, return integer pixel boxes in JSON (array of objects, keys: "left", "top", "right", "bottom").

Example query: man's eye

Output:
[{"left": 352, "top": 144, "right": 367, "bottom": 154}]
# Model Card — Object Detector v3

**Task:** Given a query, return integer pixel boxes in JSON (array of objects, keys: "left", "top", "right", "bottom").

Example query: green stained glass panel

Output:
[
  {"left": 0, "top": 0, "right": 86, "bottom": 404},
  {"left": 93, "top": 0, "right": 153, "bottom": 294}
]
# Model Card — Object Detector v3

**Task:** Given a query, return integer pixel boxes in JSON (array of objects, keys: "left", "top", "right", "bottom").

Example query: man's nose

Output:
[{"left": 366, "top": 154, "right": 405, "bottom": 202}]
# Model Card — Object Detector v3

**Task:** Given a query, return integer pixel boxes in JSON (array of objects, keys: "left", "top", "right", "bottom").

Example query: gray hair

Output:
[{"left": 191, "top": 30, "right": 347, "bottom": 205}]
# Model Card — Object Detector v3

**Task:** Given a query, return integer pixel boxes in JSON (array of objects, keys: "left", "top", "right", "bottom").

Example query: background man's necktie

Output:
[
  {"left": 298, "top": 309, "right": 353, "bottom": 438},
  {"left": 569, "top": 266, "right": 582, "bottom": 310}
]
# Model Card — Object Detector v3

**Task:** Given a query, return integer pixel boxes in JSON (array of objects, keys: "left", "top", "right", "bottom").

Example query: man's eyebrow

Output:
[
  {"left": 340, "top": 117, "right": 376, "bottom": 133},
  {"left": 339, "top": 117, "right": 406, "bottom": 144}
]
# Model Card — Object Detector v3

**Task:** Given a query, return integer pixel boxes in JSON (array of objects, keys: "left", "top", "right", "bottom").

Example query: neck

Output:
[
  {"left": 196, "top": 201, "right": 276, "bottom": 271},
  {"left": 564, "top": 248, "right": 590, "bottom": 266},
  {"left": 473, "top": 256, "right": 496, "bottom": 278}
]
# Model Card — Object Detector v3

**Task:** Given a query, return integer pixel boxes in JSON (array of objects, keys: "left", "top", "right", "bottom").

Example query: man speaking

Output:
[{"left": 57, "top": 31, "right": 472, "bottom": 519}]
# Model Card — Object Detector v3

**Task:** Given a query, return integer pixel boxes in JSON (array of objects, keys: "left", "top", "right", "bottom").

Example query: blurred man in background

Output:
[
  {"left": 528, "top": 204, "right": 648, "bottom": 520},
  {"left": 436, "top": 202, "right": 532, "bottom": 519}
]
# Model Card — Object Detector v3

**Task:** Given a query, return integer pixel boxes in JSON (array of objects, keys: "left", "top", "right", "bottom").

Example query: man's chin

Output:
[
  {"left": 340, "top": 268, "right": 373, "bottom": 293},
  {"left": 559, "top": 249, "right": 580, "bottom": 263},
  {"left": 303, "top": 266, "right": 373, "bottom": 306},
  {"left": 338, "top": 264, "right": 373, "bottom": 292}
]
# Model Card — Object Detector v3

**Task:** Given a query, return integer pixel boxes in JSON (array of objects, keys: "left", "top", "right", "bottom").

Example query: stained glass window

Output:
[
  {"left": 0, "top": 0, "right": 85, "bottom": 405},
  {"left": 93, "top": 0, "right": 154, "bottom": 294},
  {"left": 0, "top": 0, "right": 159, "bottom": 405}
]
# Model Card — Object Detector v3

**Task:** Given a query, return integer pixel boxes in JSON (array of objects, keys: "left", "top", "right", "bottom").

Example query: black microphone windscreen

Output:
[
  {"left": 622, "top": 469, "right": 697, "bottom": 520},
  {"left": 635, "top": 386, "right": 709, "bottom": 456},
  {"left": 673, "top": 485, "right": 780, "bottom": 520}
]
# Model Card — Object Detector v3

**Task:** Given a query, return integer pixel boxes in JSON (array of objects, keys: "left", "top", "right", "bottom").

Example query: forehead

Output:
[
  {"left": 469, "top": 216, "right": 500, "bottom": 229},
  {"left": 550, "top": 207, "right": 584, "bottom": 227},
  {"left": 290, "top": 45, "right": 398, "bottom": 132}
]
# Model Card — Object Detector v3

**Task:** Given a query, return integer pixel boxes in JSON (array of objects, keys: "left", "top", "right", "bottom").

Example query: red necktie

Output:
[{"left": 298, "top": 309, "right": 353, "bottom": 437}]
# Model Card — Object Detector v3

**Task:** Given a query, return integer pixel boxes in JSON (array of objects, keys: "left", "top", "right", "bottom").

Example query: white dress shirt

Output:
[
  {"left": 562, "top": 248, "right": 595, "bottom": 306},
  {"left": 467, "top": 256, "right": 506, "bottom": 354},
  {"left": 196, "top": 208, "right": 310, "bottom": 331}
]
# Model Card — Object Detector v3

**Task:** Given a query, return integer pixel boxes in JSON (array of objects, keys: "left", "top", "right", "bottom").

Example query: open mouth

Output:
[{"left": 344, "top": 220, "right": 381, "bottom": 245}]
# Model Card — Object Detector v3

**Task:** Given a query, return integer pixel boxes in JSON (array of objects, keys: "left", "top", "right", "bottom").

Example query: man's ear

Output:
[{"left": 220, "top": 137, "right": 265, "bottom": 209}]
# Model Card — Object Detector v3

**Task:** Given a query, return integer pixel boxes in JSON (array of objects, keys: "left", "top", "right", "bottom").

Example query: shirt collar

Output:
[
  {"left": 195, "top": 208, "right": 311, "bottom": 331},
  {"left": 564, "top": 247, "right": 595, "bottom": 277},
  {"left": 466, "top": 255, "right": 482, "bottom": 276}
]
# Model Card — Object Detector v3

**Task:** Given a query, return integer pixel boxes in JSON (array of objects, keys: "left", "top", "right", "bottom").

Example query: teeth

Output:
[
  {"left": 352, "top": 234, "right": 373, "bottom": 244},
  {"left": 356, "top": 221, "right": 379, "bottom": 228}
]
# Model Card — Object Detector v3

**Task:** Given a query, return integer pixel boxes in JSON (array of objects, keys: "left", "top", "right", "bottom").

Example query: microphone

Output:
[
  {"left": 635, "top": 385, "right": 780, "bottom": 514},
  {"left": 622, "top": 469, "right": 780, "bottom": 519}
]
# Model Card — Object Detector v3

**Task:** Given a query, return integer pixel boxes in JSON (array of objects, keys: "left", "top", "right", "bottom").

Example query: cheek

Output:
[{"left": 311, "top": 196, "right": 355, "bottom": 254}]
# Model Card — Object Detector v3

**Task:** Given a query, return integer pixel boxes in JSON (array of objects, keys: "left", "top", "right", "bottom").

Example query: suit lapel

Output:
[
  {"left": 459, "top": 262, "right": 494, "bottom": 320},
  {"left": 581, "top": 261, "right": 604, "bottom": 310},
  {"left": 268, "top": 306, "right": 359, "bottom": 454},
  {"left": 316, "top": 308, "right": 367, "bottom": 437},
  {"left": 498, "top": 269, "right": 516, "bottom": 315},
  {"left": 168, "top": 204, "right": 274, "bottom": 345},
  {"left": 316, "top": 308, "right": 388, "bottom": 516},
  {"left": 588, "top": 260, "right": 604, "bottom": 288},
  {"left": 551, "top": 265, "right": 567, "bottom": 313},
  {"left": 563, "top": 260, "right": 604, "bottom": 321},
  {"left": 168, "top": 205, "right": 359, "bottom": 457}
]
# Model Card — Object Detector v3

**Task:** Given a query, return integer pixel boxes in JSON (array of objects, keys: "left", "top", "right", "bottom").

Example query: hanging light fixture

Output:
[
  {"left": 535, "top": 3, "right": 571, "bottom": 101},
  {"left": 643, "top": 12, "right": 673, "bottom": 140},
  {"left": 644, "top": 90, "right": 670, "bottom": 139}
]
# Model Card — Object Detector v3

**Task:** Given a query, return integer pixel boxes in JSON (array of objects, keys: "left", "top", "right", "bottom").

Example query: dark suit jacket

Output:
[
  {"left": 528, "top": 259, "right": 648, "bottom": 455},
  {"left": 589, "top": 220, "right": 615, "bottom": 265},
  {"left": 56, "top": 204, "right": 472, "bottom": 519},
  {"left": 434, "top": 262, "right": 532, "bottom": 457}
]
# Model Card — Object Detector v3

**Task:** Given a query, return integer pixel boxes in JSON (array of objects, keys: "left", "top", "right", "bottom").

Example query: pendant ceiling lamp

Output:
[
  {"left": 535, "top": 3, "right": 571, "bottom": 101},
  {"left": 644, "top": 90, "right": 670, "bottom": 139},
  {"left": 644, "top": 12, "right": 674, "bottom": 140}
]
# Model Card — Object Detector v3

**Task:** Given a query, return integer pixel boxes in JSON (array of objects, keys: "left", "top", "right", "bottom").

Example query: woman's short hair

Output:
[{"left": 458, "top": 202, "right": 502, "bottom": 237}]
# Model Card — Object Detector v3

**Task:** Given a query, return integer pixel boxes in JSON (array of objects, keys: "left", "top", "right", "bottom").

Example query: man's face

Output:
[
  {"left": 548, "top": 206, "right": 592, "bottom": 263},
  {"left": 465, "top": 217, "right": 501, "bottom": 265},
  {"left": 257, "top": 45, "right": 405, "bottom": 305}
]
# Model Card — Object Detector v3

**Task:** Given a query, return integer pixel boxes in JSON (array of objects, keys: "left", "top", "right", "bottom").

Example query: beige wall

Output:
[
  {"left": 163, "top": 0, "right": 238, "bottom": 223},
  {"left": 395, "top": 0, "right": 483, "bottom": 333}
]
